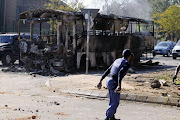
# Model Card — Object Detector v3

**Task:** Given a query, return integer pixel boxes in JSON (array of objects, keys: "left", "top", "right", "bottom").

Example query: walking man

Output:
[{"left": 97, "top": 49, "right": 133, "bottom": 120}]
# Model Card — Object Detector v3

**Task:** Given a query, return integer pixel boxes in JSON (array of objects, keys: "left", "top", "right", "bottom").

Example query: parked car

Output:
[
  {"left": 0, "top": 34, "right": 36, "bottom": 66},
  {"left": 152, "top": 41, "right": 176, "bottom": 57},
  {"left": 0, "top": 34, "right": 20, "bottom": 65},
  {"left": 172, "top": 40, "right": 180, "bottom": 59}
]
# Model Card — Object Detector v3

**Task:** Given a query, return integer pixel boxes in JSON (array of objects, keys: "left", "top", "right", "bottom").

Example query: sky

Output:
[
  {"left": 66, "top": 0, "right": 152, "bottom": 19},
  {"left": 80, "top": 0, "right": 104, "bottom": 9},
  {"left": 66, "top": 0, "right": 134, "bottom": 12},
  {"left": 67, "top": 0, "right": 108, "bottom": 11}
]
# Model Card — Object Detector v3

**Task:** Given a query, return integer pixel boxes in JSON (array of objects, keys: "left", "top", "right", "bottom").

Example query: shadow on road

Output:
[{"left": 134, "top": 65, "right": 176, "bottom": 74}]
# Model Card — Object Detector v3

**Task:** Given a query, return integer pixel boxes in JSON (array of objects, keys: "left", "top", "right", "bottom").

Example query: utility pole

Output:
[{"left": 81, "top": 9, "right": 99, "bottom": 74}]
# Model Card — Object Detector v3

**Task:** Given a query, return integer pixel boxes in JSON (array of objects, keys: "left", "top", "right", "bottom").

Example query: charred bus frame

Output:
[{"left": 18, "top": 9, "right": 154, "bottom": 74}]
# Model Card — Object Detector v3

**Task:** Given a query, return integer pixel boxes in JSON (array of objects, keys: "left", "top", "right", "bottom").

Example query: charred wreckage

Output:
[{"left": 15, "top": 9, "right": 154, "bottom": 75}]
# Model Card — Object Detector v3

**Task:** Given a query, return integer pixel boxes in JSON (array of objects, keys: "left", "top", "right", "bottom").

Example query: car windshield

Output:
[
  {"left": 176, "top": 40, "right": 180, "bottom": 46},
  {"left": 156, "top": 42, "right": 170, "bottom": 47},
  {"left": 0, "top": 36, "right": 14, "bottom": 43}
]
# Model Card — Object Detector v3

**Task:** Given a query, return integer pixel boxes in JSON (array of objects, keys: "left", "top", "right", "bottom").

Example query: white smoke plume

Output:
[{"left": 101, "top": 0, "right": 152, "bottom": 20}]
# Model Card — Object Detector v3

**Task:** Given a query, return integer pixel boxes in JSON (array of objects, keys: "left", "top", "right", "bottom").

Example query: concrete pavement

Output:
[{"left": 59, "top": 88, "right": 180, "bottom": 106}]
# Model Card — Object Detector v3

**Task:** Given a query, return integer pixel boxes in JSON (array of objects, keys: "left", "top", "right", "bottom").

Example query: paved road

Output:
[
  {"left": 0, "top": 56, "right": 179, "bottom": 120},
  {"left": 137, "top": 55, "right": 180, "bottom": 74},
  {"left": 152, "top": 55, "right": 180, "bottom": 67},
  {"left": 0, "top": 93, "right": 180, "bottom": 120},
  {"left": 0, "top": 71, "right": 179, "bottom": 120}
]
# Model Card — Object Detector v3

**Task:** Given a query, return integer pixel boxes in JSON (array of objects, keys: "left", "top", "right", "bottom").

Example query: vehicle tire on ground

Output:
[
  {"left": 2, "top": 53, "right": 14, "bottom": 66},
  {"left": 167, "top": 51, "right": 171, "bottom": 57},
  {"left": 173, "top": 56, "right": 177, "bottom": 59},
  {"left": 153, "top": 53, "right": 156, "bottom": 57},
  {"left": 172, "top": 54, "right": 177, "bottom": 59}
]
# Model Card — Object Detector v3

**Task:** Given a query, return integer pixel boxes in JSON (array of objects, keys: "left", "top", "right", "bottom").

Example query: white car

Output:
[{"left": 172, "top": 40, "right": 180, "bottom": 59}]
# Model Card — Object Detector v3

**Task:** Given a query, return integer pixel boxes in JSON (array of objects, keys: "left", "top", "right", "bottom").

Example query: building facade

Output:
[{"left": 0, "top": 0, "right": 47, "bottom": 33}]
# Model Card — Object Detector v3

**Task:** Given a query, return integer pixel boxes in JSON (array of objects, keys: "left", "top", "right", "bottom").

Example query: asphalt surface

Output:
[
  {"left": 152, "top": 55, "right": 179, "bottom": 67},
  {"left": 0, "top": 56, "right": 180, "bottom": 120},
  {"left": 1, "top": 94, "right": 180, "bottom": 120}
]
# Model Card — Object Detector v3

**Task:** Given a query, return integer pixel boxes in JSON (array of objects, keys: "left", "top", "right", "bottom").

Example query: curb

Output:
[{"left": 60, "top": 89, "right": 180, "bottom": 106}]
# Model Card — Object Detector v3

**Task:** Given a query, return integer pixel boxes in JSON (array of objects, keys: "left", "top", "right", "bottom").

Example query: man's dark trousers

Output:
[{"left": 106, "top": 78, "right": 120, "bottom": 119}]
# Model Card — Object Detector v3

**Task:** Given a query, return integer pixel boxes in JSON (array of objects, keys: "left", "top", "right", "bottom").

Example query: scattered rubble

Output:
[
  {"left": 151, "top": 80, "right": 161, "bottom": 88},
  {"left": 140, "top": 60, "right": 159, "bottom": 66},
  {"left": 178, "top": 86, "right": 180, "bottom": 90},
  {"left": 11, "top": 116, "right": 38, "bottom": 120},
  {"left": 56, "top": 112, "right": 69, "bottom": 116},
  {"left": 54, "top": 102, "right": 60, "bottom": 106},
  {"left": 2, "top": 65, "right": 66, "bottom": 76},
  {"left": 123, "top": 69, "right": 180, "bottom": 98},
  {"left": 162, "top": 92, "right": 168, "bottom": 96},
  {"left": 32, "top": 116, "right": 36, "bottom": 119},
  {"left": 159, "top": 79, "right": 169, "bottom": 86},
  {"left": 2, "top": 65, "right": 26, "bottom": 73}
]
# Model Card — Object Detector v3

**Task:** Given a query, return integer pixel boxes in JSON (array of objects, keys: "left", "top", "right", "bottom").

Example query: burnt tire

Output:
[
  {"left": 2, "top": 53, "right": 14, "bottom": 66},
  {"left": 172, "top": 54, "right": 177, "bottom": 59},
  {"left": 173, "top": 56, "right": 177, "bottom": 59}
]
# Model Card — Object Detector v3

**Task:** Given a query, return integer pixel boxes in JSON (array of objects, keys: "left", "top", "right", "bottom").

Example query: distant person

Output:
[
  {"left": 173, "top": 64, "right": 180, "bottom": 84},
  {"left": 97, "top": 49, "right": 133, "bottom": 120}
]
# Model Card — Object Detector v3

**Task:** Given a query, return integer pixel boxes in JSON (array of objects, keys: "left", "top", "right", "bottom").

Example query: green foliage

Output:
[
  {"left": 153, "top": 5, "right": 180, "bottom": 40},
  {"left": 45, "top": 0, "right": 84, "bottom": 12}
]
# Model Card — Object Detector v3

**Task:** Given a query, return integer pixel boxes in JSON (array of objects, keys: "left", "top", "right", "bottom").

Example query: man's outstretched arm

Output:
[{"left": 97, "top": 65, "right": 112, "bottom": 89}]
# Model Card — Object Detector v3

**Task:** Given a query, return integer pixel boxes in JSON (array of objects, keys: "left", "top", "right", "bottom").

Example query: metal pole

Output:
[
  {"left": 3, "top": 0, "right": 6, "bottom": 32},
  {"left": 86, "top": 10, "right": 90, "bottom": 74}
]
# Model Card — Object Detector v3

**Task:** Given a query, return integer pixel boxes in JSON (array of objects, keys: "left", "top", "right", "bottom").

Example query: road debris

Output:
[
  {"left": 159, "top": 79, "right": 169, "bottom": 86},
  {"left": 151, "top": 80, "right": 161, "bottom": 88}
]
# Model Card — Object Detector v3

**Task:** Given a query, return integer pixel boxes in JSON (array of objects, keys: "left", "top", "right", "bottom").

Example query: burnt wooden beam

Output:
[
  {"left": 18, "top": 20, "right": 21, "bottom": 41},
  {"left": 30, "top": 22, "right": 34, "bottom": 40}
]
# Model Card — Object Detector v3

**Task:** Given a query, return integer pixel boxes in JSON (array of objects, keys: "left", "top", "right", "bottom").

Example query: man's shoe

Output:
[
  {"left": 110, "top": 118, "right": 120, "bottom": 120},
  {"left": 110, "top": 115, "right": 120, "bottom": 120}
]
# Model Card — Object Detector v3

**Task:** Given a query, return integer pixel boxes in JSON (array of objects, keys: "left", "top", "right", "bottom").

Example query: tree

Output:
[
  {"left": 153, "top": 4, "right": 180, "bottom": 41},
  {"left": 45, "top": 0, "right": 84, "bottom": 12},
  {"left": 150, "top": 0, "right": 180, "bottom": 13},
  {"left": 44, "top": 0, "right": 84, "bottom": 31}
]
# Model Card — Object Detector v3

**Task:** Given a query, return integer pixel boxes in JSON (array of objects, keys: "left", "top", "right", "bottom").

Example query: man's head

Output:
[{"left": 122, "top": 49, "right": 133, "bottom": 61}]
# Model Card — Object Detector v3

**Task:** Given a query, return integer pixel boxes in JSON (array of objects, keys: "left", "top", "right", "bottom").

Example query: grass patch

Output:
[
  {"left": 156, "top": 74, "right": 180, "bottom": 84},
  {"left": 156, "top": 74, "right": 173, "bottom": 82},
  {"left": 175, "top": 81, "right": 180, "bottom": 85}
]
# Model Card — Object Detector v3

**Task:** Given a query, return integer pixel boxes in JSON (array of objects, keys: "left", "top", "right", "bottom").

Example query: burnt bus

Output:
[{"left": 18, "top": 9, "right": 154, "bottom": 74}]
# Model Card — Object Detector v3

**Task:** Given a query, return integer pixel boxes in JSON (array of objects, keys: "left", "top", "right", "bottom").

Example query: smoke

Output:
[
  {"left": 68, "top": 0, "right": 153, "bottom": 20},
  {"left": 101, "top": 0, "right": 152, "bottom": 20}
]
